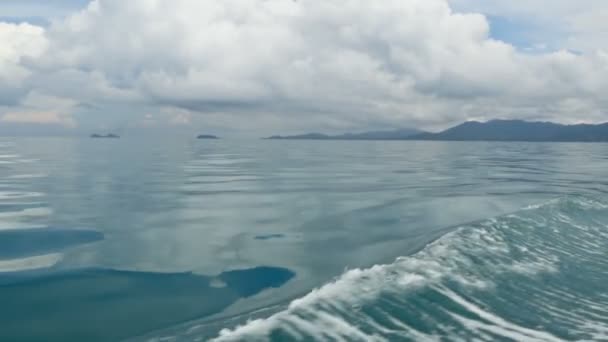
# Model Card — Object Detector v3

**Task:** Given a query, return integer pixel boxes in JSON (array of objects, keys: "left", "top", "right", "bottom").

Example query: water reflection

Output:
[
  {"left": 0, "top": 228, "right": 104, "bottom": 260},
  {"left": 0, "top": 266, "right": 295, "bottom": 342},
  {"left": 3, "top": 138, "right": 608, "bottom": 340}
]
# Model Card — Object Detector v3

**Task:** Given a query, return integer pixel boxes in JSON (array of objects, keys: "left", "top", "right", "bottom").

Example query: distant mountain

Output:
[
  {"left": 266, "top": 128, "right": 424, "bottom": 140},
  {"left": 412, "top": 120, "right": 608, "bottom": 142},
  {"left": 197, "top": 134, "right": 219, "bottom": 139},
  {"left": 91, "top": 133, "right": 120, "bottom": 138}
]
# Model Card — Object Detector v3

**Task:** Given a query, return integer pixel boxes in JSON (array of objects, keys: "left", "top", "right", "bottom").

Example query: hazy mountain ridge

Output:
[
  {"left": 266, "top": 128, "right": 424, "bottom": 140},
  {"left": 413, "top": 120, "right": 608, "bottom": 142},
  {"left": 267, "top": 120, "right": 608, "bottom": 142}
]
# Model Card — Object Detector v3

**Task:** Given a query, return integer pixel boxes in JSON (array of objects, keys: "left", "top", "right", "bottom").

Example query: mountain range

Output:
[
  {"left": 413, "top": 120, "right": 608, "bottom": 142},
  {"left": 265, "top": 128, "right": 423, "bottom": 140},
  {"left": 266, "top": 120, "right": 608, "bottom": 142}
]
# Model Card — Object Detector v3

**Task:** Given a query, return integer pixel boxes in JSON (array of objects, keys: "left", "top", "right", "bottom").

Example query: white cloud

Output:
[
  {"left": 449, "top": 0, "right": 608, "bottom": 52},
  {"left": 1, "top": 0, "right": 608, "bottom": 134},
  {"left": 0, "top": 91, "right": 77, "bottom": 127},
  {"left": 0, "top": 22, "right": 47, "bottom": 105}
]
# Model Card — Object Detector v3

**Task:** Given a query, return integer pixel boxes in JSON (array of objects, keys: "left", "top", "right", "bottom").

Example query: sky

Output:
[{"left": 0, "top": 0, "right": 607, "bottom": 136}]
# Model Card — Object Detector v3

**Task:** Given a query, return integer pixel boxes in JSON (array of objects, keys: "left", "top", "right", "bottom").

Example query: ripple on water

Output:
[
  {"left": 0, "top": 207, "right": 52, "bottom": 217},
  {"left": 0, "top": 191, "right": 45, "bottom": 200},
  {"left": 7, "top": 174, "right": 48, "bottom": 179}
]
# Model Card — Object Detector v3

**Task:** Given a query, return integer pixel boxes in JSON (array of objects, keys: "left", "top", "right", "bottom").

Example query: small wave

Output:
[
  {"left": 7, "top": 174, "right": 48, "bottom": 179},
  {"left": 0, "top": 207, "right": 52, "bottom": 231},
  {"left": 0, "top": 207, "right": 52, "bottom": 219},
  {"left": 213, "top": 196, "right": 608, "bottom": 341},
  {"left": 15, "top": 159, "right": 40, "bottom": 163},
  {"left": 0, "top": 191, "right": 45, "bottom": 200}
]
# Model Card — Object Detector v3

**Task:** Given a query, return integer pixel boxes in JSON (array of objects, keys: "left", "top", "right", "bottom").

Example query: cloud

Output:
[
  {"left": 0, "top": 91, "right": 77, "bottom": 128},
  {"left": 1, "top": 111, "right": 75, "bottom": 127},
  {"left": 1, "top": 0, "right": 608, "bottom": 134},
  {"left": 450, "top": 0, "right": 608, "bottom": 52},
  {"left": 0, "top": 22, "right": 47, "bottom": 105},
  {"left": 139, "top": 108, "right": 192, "bottom": 127}
]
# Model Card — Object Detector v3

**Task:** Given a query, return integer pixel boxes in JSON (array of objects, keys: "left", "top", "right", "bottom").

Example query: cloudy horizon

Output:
[{"left": 1, "top": 0, "right": 607, "bottom": 137}]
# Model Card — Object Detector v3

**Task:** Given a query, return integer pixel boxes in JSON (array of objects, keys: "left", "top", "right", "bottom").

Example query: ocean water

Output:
[{"left": 0, "top": 138, "right": 607, "bottom": 341}]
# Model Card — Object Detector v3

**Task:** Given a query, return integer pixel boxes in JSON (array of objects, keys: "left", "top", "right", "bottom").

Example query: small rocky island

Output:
[
  {"left": 90, "top": 133, "right": 120, "bottom": 138},
  {"left": 196, "top": 134, "right": 219, "bottom": 139}
]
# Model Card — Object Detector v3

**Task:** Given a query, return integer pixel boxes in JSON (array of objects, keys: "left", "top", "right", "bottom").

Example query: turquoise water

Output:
[{"left": 0, "top": 138, "right": 607, "bottom": 341}]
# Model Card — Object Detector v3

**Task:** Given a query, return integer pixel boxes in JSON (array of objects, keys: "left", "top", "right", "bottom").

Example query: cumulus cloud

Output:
[
  {"left": 450, "top": 0, "right": 608, "bottom": 52},
  {"left": 0, "top": 22, "right": 47, "bottom": 105},
  {"left": 0, "top": 0, "right": 607, "bottom": 134}
]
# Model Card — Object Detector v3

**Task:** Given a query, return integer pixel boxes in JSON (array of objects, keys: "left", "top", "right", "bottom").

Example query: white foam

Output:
[
  {"left": 439, "top": 286, "right": 564, "bottom": 342},
  {"left": 210, "top": 197, "right": 608, "bottom": 341},
  {"left": 213, "top": 228, "right": 493, "bottom": 341},
  {"left": 502, "top": 258, "right": 559, "bottom": 276},
  {"left": 581, "top": 321, "right": 608, "bottom": 341}
]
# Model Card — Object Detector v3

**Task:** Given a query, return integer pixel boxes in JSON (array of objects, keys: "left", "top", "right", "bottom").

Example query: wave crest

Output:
[{"left": 213, "top": 196, "right": 608, "bottom": 341}]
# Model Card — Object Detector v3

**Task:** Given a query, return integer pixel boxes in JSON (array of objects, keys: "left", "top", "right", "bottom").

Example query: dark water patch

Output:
[
  {"left": 254, "top": 234, "right": 285, "bottom": 241},
  {"left": 0, "top": 266, "right": 295, "bottom": 342},
  {"left": 0, "top": 228, "right": 104, "bottom": 260}
]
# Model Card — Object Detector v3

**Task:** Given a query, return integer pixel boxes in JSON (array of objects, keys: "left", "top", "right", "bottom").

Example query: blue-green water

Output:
[{"left": 0, "top": 138, "right": 607, "bottom": 341}]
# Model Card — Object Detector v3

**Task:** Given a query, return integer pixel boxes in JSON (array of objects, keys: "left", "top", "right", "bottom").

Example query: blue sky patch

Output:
[{"left": 487, "top": 15, "right": 562, "bottom": 53}]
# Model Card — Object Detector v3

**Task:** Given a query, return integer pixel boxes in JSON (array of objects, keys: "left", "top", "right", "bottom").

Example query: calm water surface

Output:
[{"left": 1, "top": 138, "right": 607, "bottom": 341}]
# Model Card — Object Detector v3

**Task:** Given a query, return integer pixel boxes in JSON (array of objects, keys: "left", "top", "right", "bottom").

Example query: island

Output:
[
  {"left": 265, "top": 128, "right": 423, "bottom": 140},
  {"left": 197, "top": 134, "right": 219, "bottom": 139},
  {"left": 90, "top": 133, "right": 120, "bottom": 138}
]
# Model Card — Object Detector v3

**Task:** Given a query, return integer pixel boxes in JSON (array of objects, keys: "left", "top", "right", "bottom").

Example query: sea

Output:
[{"left": 0, "top": 137, "right": 607, "bottom": 341}]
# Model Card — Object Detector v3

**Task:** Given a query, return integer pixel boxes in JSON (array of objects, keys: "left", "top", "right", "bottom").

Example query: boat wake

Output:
[{"left": 211, "top": 196, "right": 608, "bottom": 341}]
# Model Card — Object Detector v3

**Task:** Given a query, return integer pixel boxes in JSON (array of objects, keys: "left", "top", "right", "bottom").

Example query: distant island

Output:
[
  {"left": 90, "top": 133, "right": 120, "bottom": 138},
  {"left": 266, "top": 120, "right": 608, "bottom": 142},
  {"left": 412, "top": 120, "right": 608, "bottom": 142},
  {"left": 265, "top": 128, "right": 423, "bottom": 140},
  {"left": 197, "top": 134, "right": 219, "bottom": 139}
]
